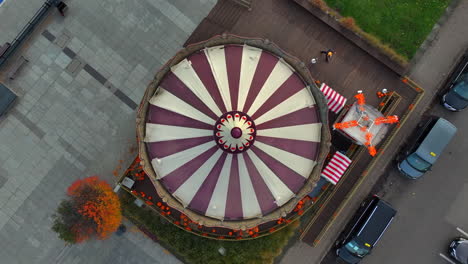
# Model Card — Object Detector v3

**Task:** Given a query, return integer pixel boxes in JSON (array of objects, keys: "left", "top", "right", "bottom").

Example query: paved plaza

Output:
[
  {"left": 0, "top": 0, "right": 215, "bottom": 263},
  {"left": 1, "top": 0, "right": 466, "bottom": 263}
]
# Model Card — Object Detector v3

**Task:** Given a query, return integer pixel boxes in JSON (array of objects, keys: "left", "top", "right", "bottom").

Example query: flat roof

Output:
[{"left": 416, "top": 118, "right": 456, "bottom": 163}]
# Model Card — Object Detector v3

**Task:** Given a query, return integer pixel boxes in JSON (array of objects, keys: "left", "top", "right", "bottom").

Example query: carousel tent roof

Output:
[{"left": 143, "top": 43, "right": 325, "bottom": 221}]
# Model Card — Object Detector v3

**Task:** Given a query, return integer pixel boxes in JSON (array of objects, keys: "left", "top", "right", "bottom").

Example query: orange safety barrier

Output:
[
  {"left": 368, "top": 146, "right": 377, "bottom": 156},
  {"left": 374, "top": 115, "right": 399, "bottom": 125},
  {"left": 333, "top": 120, "right": 359, "bottom": 129},
  {"left": 354, "top": 93, "right": 366, "bottom": 105}
]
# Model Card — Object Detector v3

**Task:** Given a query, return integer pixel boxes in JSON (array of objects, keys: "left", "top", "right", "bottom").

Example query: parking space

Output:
[
  {"left": 440, "top": 253, "right": 457, "bottom": 264},
  {"left": 352, "top": 103, "right": 468, "bottom": 264},
  {"left": 439, "top": 227, "right": 468, "bottom": 263}
]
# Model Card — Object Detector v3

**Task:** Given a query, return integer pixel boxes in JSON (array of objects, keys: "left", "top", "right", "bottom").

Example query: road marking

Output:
[
  {"left": 457, "top": 227, "right": 468, "bottom": 237},
  {"left": 439, "top": 253, "right": 456, "bottom": 264}
]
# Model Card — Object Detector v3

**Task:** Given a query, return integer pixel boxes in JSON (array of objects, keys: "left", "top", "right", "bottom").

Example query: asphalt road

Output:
[
  {"left": 283, "top": 1, "right": 468, "bottom": 263},
  {"left": 319, "top": 1, "right": 468, "bottom": 263},
  {"left": 321, "top": 103, "right": 468, "bottom": 264},
  {"left": 362, "top": 104, "right": 468, "bottom": 264}
]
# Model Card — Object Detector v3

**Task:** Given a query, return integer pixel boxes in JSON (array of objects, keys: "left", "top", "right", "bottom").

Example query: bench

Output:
[
  {"left": 57, "top": 1, "right": 68, "bottom": 16},
  {"left": 0, "top": 42, "right": 11, "bottom": 57},
  {"left": 8, "top": 56, "right": 29, "bottom": 80},
  {"left": 0, "top": 83, "right": 17, "bottom": 118}
]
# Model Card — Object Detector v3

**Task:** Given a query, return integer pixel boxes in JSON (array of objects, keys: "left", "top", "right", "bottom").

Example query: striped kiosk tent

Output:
[
  {"left": 137, "top": 35, "right": 331, "bottom": 230},
  {"left": 321, "top": 152, "right": 352, "bottom": 185},
  {"left": 319, "top": 83, "right": 347, "bottom": 114}
]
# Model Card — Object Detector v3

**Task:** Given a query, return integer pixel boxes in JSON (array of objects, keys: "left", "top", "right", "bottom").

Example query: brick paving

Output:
[{"left": 0, "top": 0, "right": 216, "bottom": 263}]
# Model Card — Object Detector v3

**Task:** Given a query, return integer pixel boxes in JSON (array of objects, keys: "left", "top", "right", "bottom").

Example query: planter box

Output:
[{"left": 292, "top": 0, "right": 407, "bottom": 76}]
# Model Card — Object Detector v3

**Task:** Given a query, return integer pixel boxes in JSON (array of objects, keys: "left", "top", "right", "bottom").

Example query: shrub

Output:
[
  {"left": 360, "top": 32, "right": 409, "bottom": 65},
  {"left": 309, "top": 0, "right": 409, "bottom": 65},
  {"left": 120, "top": 191, "right": 299, "bottom": 264},
  {"left": 339, "top": 17, "right": 357, "bottom": 30},
  {"left": 310, "top": 0, "right": 327, "bottom": 11}
]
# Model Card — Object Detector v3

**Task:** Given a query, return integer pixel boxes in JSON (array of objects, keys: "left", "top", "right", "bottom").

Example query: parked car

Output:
[
  {"left": 396, "top": 116, "right": 456, "bottom": 179},
  {"left": 441, "top": 49, "right": 468, "bottom": 111},
  {"left": 449, "top": 237, "right": 468, "bottom": 264},
  {"left": 335, "top": 196, "right": 396, "bottom": 264}
]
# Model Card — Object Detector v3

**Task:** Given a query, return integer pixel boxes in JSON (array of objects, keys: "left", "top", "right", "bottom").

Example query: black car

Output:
[
  {"left": 335, "top": 196, "right": 396, "bottom": 264},
  {"left": 441, "top": 49, "right": 468, "bottom": 111},
  {"left": 450, "top": 238, "right": 468, "bottom": 264}
]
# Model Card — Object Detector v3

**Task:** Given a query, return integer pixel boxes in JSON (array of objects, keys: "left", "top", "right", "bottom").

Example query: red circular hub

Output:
[
  {"left": 213, "top": 111, "right": 256, "bottom": 153},
  {"left": 230, "top": 127, "right": 242, "bottom": 138}
]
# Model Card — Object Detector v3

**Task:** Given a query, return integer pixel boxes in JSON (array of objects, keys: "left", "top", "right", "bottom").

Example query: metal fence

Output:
[{"left": 0, "top": 0, "right": 60, "bottom": 68}]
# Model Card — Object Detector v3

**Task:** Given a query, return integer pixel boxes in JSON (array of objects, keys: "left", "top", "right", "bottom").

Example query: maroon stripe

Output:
[
  {"left": 160, "top": 146, "right": 218, "bottom": 193},
  {"left": 251, "top": 74, "right": 305, "bottom": 120},
  {"left": 146, "top": 136, "right": 213, "bottom": 159},
  {"left": 250, "top": 146, "right": 306, "bottom": 193},
  {"left": 188, "top": 153, "right": 228, "bottom": 215},
  {"left": 160, "top": 72, "right": 218, "bottom": 120},
  {"left": 256, "top": 136, "right": 319, "bottom": 160},
  {"left": 225, "top": 45, "right": 242, "bottom": 111},
  {"left": 242, "top": 152, "right": 278, "bottom": 215},
  {"left": 224, "top": 155, "right": 243, "bottom": 220},
  {"left": 188, "top": 51, "right": 227, "bottom": 113},
  {"left": 242, "top": 51, "right": 279, "bottom": 113},
  {"left": 255, "top": 107, "right": 319, "bottom": 130},
  {"left": 147, "top": 104, "right": 213, "bottom": 129}
]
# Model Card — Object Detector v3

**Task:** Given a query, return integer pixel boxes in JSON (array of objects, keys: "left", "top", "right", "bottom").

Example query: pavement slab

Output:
[{"left": 0, "top": 0, "right": 216, "bottom": 263}]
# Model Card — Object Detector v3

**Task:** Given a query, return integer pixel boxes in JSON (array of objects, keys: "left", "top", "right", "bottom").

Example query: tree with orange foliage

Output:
[{"left": 52, "top": 176, "right": 122, "bottom": 243}]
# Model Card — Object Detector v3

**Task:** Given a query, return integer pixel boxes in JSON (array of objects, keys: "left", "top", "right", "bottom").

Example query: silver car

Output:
[{"left": 397, "top": 117, "right": 457, "bottom": 179}]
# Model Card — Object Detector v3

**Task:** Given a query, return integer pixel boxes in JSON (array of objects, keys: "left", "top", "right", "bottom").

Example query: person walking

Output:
[{"left": 320, "top": 49, "right": 334, "bottom": 62}]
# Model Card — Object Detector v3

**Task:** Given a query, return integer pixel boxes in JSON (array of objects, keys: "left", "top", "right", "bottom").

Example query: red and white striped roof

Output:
[
  {"left": 144, "top": 44, "right": 323, "bottom": 220},
  {"left": 319, "top": 83, "right": 347, "bottom": 113},
  {"left": 321, "top": 152, "right": 352, "bottom": 185}
]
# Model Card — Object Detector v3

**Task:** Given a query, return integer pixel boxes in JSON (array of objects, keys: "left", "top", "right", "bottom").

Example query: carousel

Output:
[{"left": 131, "top": 35, "right": 331, "bottom": 239}]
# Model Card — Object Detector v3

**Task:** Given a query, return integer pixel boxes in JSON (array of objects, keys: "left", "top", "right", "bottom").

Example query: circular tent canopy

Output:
[{"left": 138, "top": 36, "right": 330, "bottom": 229}]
